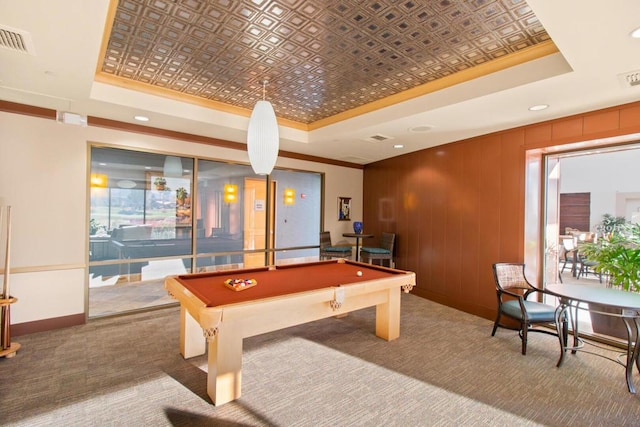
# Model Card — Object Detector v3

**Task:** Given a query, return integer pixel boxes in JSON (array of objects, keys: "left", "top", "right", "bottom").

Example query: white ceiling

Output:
[{"left": 1, "top": 0, "right": 640, "bottom": 165}]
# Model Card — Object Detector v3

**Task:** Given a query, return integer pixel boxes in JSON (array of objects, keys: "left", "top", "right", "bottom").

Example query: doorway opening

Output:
[{"left": 541, "top": 142, "right": 640, "bottom": 337}]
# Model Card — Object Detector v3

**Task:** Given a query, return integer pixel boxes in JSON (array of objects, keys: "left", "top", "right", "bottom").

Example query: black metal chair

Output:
[
  {"left": 576, "top": 252, "right": 602, "bottom": 282},
  {"left": 491, "top": 263, "right": 559, "bottom": 355},
  {"left": 319, "top": 231, "right": 352, "bottom": 260}
]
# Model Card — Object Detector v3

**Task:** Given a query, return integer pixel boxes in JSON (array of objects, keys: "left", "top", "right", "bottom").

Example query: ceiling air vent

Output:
[
  {"left": 0, "top": 25, "right": 36, "bottom": 55},
  {"left": 618, "top": 70, "right": 640, "bottom": 88},
  {"left": 363, "top": 134, "right": 393, "bottom": 143}
]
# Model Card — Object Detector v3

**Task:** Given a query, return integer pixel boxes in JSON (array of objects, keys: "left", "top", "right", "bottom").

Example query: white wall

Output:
[
  {"left": 0, "top": 110, "right": 363, "bottom": 325},
  {"left": 559, "top": 148, "right": 640, "bottom": 230}
]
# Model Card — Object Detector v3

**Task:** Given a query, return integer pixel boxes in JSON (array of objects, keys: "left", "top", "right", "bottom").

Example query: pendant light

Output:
[
  {"left": 163, "top": 155, "right": 183, "bottom": 177},
  {"left": 247, "top": 80, "right": 279, "bottom": 175}
]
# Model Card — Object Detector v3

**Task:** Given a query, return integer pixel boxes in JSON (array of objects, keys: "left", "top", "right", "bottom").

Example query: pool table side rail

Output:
[
  {"left": 205, "top": 272, "right": 416, "bottom": 340},
  {"left": 164, "top": 270, "right": 416, "bottom": 341}
]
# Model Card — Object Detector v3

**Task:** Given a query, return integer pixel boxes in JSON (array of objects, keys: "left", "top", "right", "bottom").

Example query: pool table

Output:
[{"left": 164, "top": 259, "right": 416, "bottom": 405}]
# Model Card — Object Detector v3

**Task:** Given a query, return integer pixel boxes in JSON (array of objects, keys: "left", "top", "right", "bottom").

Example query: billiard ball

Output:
[{"left": 356, "top": 271, "right": 363, "bottom": 277}]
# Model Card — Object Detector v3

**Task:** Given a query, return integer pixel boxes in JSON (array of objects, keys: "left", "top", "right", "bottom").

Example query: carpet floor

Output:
[{"left": 2, "top": 293, "right": 640, "bottom": 426}]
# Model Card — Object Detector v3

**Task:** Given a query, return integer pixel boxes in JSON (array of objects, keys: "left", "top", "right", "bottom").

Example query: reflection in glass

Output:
[{"left": 89, "top": 147, "right": 323, "bottom": 317}]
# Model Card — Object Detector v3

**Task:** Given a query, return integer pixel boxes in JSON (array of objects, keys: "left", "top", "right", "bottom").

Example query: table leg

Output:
[
  {"left": 375, "top": 287, "right": 400, "bottom": 341},
  {"left": 634, "top": 318, "right": 640, "bottom": 374},
  {"left": 571, "top": 303, "right": 580, "bottom": 354},
  {"left": 180, "top": 306, "right": 206, "bottom": 358},
  {"left": 354, "top": 238, "right": 360, "bottom": 261},
  {"left": 622, "top": 317, "right": 639, "bottom": 394},
  {"left": 207, "top": 326, "right": 243, "bottom": 405},
  {"left": 555, "top": 303, "right": 569, "bottom": 368}
]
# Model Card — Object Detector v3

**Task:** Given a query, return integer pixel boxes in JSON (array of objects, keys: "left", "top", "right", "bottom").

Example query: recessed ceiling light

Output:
[
  {"left": 393, "top": 144, "right": 404, "bottom": 149},
  {"left": 631, "top": 27, "right": 640, "bottom": 38},
  {"left": 117, "top": 180, "right": 136, "bottom": 189},
  {"left": 528, "top": 104, "right": 549, "bottom": 111},
  {"left": 134, "top": 115, "right": 149, "bottom": 122},
  {"left": 409, "top": 125, "right": 433, "bottom": 133}
]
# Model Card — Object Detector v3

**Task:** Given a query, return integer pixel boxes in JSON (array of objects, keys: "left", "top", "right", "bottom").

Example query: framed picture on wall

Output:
[{"left": 338, "top": 197, "right": 351, "bottom": 221}]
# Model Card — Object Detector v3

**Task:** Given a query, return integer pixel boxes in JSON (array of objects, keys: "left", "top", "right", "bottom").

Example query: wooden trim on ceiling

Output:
[
  {"left": 94, "top": 39, "right": 557, "bottom": 132},
  {"left": 308, "top": 40, "right": 560, "bottom": 130},
  {"left": 93, "top": 73, "right": 309, "bottom": 132},
  {"left": 0, "top": 100, "right": 363, "bottom": 170},
  {"left": 95, "top": 3, "right": 307, "bottom": 130},
  {"left": 93, "top": 1, "right": 558, "bottom": 133},
  {"left": 95, "top": 0, "right": 119, "bottom": 77}
]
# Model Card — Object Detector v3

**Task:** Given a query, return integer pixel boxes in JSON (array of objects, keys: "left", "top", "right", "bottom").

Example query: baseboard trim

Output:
[{"left": 11, "top": 313, "right": 86, "bottom": 336}]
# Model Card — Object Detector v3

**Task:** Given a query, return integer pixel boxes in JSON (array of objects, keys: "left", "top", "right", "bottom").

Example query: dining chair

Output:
[
  {"left": 491, "top": 263, "right": 560, "bottom": 355},
  {"left": 319, "top": 231, "right": 352, "bottom": 260},
  {"left": 576, "top": 252, "right": 603, "bottom": 282},
  {"left": 360, "top": 232, "right": 395, "bottom": 268},
  {"left": 560, "top": 238, "right": 578, "bottom": 275}
]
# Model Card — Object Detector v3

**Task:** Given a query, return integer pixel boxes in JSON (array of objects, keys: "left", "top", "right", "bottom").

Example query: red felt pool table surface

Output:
[{"left": 174, "top": 259, "right": 406, "bottom": 307}]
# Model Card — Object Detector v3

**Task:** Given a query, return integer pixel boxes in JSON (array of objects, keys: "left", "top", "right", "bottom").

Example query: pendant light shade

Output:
[
  {"left": 247, "top": 82, "right": 279, "bottom": 175},
  {"left": 163, "top": 155, "right": 183, "bottom": 177}
]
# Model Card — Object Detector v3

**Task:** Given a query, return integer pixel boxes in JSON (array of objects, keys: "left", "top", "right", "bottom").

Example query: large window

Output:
[{"left": 89, "top": 146, "right": 323, "bottom": 317}]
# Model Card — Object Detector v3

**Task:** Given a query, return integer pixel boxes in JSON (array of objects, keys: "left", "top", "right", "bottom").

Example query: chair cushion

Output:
[
  {"left": 324, "top": 246, "right": 351, "bottom": 253},
  {"left": 501, "top": 300, "right": 556, "bottom": 322},
  {"left": 361, "top": 247, "right": 390, "bottom": 254}
]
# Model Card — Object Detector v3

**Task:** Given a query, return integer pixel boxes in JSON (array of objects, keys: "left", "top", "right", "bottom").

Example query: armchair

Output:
[
  {"left": 319, "top": 231, "right": 352, "bottom": 260},
  {"left": 360, "top": 232, "right": 395, "bottom": 268},
  {"left": 491, "top": 263, "right": 560, "bottom": 355}
]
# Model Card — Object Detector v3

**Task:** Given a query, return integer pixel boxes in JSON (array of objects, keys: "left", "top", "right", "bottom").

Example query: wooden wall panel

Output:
[
  {"left": 560, "top": 192, "right": 590, "bottom": 232},
  {"left": 444, "top": 144, "right": 463, "bottom": 301},
  {"left": 416, "top": 149, "right": 435, "bottom": 290},
  {"left": 551, "top": 118, "right": 583, "bottom": 141},
  {"left": 620, "top": 105, "right": 640, "bottom": 129},
  {"left": 583, "top": 111, "right": 619, "bottom": 135},
  {"left": 460, "top": 141, "right": 482, "bottom": 307},
  {"left": 364, "top": 100, "right": 640, "bottom": 320}
]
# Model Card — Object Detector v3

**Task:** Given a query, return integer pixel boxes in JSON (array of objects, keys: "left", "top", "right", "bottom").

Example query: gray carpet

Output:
[{"left": 2, "top": 294, "right": 640, "bottom": 426}]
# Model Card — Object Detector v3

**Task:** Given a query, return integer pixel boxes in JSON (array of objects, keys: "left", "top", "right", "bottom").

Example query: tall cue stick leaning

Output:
[{"left": 0, "top": 206, "right": 20, "bottom": 358}]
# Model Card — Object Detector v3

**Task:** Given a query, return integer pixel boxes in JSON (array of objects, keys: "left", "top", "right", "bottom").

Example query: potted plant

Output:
[
  {"left": 579, "top": 218, "right": 640, "bottom": 339},
  {"left": 176, "top": 187, "right": 188, "bottom": 205},
  {"left": 595, "top": 213, "right": 626, "bottom": 237},
  {"left": 89, "top": 218, "right": 105, "bottom": 236},
  {"left": 154, "top": 177, "right": 167, "bottom": 191}
]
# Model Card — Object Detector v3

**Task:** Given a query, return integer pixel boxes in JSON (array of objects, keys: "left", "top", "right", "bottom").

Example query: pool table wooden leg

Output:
[
  {"left": 375, "top": 287, "right": 400, "bottom": 341},
  {"left": 180, "top": 306, "right": 206, "bottom": 358},
  {"left": 207, "top": 325, "right": 243, "bottom": 406}
]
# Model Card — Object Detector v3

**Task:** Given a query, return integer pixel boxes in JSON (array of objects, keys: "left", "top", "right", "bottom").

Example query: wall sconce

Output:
[
  {"left": 247, "top": 80, "right": 279, "bottom": 175},
  {"left": 90, "top": 173, "right": 108, "bottom": 188},
  {"left": 284, "top": 188, "right": 295, "bottom": 205},
  {"left": 224, "top": 184, "right": 238, "bottom": 203}
]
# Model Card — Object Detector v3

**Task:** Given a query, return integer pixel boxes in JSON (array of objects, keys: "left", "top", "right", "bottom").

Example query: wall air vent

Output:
[
  {"left": 618, "top": 70, "right": 640, "bottom": 88},
  {"left": 0, "top": 25, "right": 36, "bottom": 55}
]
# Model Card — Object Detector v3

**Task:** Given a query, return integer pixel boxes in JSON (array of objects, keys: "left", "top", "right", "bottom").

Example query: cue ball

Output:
[{"left": 356, "top": 271, "right": 363, "bottom": 276}]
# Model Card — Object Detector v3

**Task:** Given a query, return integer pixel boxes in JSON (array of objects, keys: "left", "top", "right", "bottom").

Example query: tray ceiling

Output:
[{"left": 98, "top": 0, "right": 551, "bottom": 126}]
